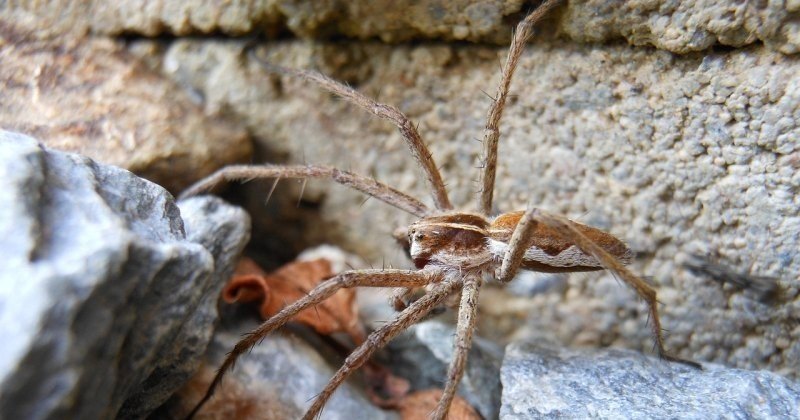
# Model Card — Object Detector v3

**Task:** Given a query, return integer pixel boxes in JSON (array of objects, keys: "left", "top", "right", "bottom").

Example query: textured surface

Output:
[
  {"left": 0, "top": 131, "right": 250, "bottom": 419},
  {"left": 387, "top": 321, "right": 504, "bottom": 419},
  {"left": 156, "top": 38, "right": 800, "bottom": 378},
  {"left": 562, "top": 0, "right": 800, "bottom": 54},
  {"left": 117, "top": 196, "right": 251, "bottom": 418},
  {"left": 500, "top": 340, "right": 800, "bottom": 419},
  {"left": 0, "top": 27, "right": 251, "bottom": 193},
  {"left": 166, "top": 320, "right": 397, "bottom": 420},
  {"left": 4, "top": 1, "right": 800, "bottom": 53},
  {"left": 0, "top": 0, "right": 531, "bottom": 43}
]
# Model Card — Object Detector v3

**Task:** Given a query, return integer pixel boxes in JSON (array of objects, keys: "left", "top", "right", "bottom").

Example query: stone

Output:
[
  {"left": 0, "top": 0, "right": 532, "bottom": 44},
  {"left": 116, "top": 196, "right": 252, "bottom": 419},
  {"left": 500, "top": 341, "right": 800, "bottom": 419},
  {"left": 0, "top": 131, "right": 250, "bottom": 419},
  {"left": 4, "top": 1, "right": 800, "bottom": 53},
  {"left": 562, "top": 0, "right": 800, "bottom": 54},
  {"left": 164, "top": 320, "right": 398, "bottom": 420},
  {"left": 0, "top": 27, "right": 252, "bottom": 193},
  {"left": 154, "top": 37, "right": 800, "bottom": 379},
  {"left": 387, "top": 321, "right": 504, "bottom": 419}
]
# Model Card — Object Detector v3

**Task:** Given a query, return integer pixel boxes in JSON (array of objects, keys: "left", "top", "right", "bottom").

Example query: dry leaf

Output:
[
  {"left": 223, "top": 257, "right": 366, "bottom": 343},
  {"left": 221, "top": 255, "right": 444, "bottom": 418},
  {"left": 394, "top": 389, "right": 481, "bottom": 420}
]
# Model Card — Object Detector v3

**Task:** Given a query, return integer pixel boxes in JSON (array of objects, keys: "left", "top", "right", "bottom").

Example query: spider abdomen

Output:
[{"left": 488, "top": 211, "right": 633, "bottom": 273}]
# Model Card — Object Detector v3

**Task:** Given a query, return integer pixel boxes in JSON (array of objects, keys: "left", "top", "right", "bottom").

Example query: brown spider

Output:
[{"left": 182, "top": 0, "right": 699, "bottom": 418}]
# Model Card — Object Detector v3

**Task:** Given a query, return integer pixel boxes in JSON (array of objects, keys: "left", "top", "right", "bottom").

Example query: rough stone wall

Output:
[
  {"left": 0, "top": 27, "right": 251, "bottom": 193},
  {"left": 155, "top": 37, "right": 800, "bottom": 377},
  {"left": 2, "top": 0, "right": 798, "bottom": 380},
  {"left": 4, "top": 0, "right": 800, "bottom": 52}
]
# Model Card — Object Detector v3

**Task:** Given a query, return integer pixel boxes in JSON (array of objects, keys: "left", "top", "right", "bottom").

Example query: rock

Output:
[
  {"left": 116, "top": 196, "right": 251, "bottom": 418},
  {"left": 562, "top": 0, "right": 800, "bottom": 54},
  {"left": 0, "top": 28, "right": 252, "bottom": 193},
  {"left": 387, "top": 321, "right": 504, "bottom": 419},
  {"left": 500, "top": 341, "right": 800, "bottom": 419},
  {"left": 0, "top": 0, "right": 534, "bottom": 44},
  {"left": 165, "top": 320, "right": 398, "bottom": 420},
  {"left": 0, "top": 131, "right": 250, "bottom": 419},
  {"left": 4, "top": 1, "right": 800, "bottom": 53},
  {"left": 157, "top": 37, "right": 800, "bottom": 378}
]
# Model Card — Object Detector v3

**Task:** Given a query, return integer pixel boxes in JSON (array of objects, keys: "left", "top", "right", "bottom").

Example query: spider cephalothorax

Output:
[
  {"left": 408, "top": 213, "right": 493, "bottom": 270},
  {"left": 182, "top": 1, "right": 699, "bottom": 419}
]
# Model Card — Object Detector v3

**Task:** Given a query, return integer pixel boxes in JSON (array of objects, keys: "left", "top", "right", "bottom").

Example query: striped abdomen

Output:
[{"left": 488, "top": 211, "right": 633, "bottom": 273}]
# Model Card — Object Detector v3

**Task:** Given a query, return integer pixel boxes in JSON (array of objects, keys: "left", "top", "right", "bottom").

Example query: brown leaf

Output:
[
  {"left": 394, "top": 389, "right": 481, "bottom": 420},
  {"left": 223, "top": 257, "right": 366, "bottom": 344}
]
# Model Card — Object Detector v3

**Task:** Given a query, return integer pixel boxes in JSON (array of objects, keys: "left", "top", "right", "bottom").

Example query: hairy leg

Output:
[
  {"left": 250, "top": 53, "right": 452, "bottom": 211},
  {"left": 535, "top": 211, "right": 701, "bottom": 368},
  {"left": 389, "top": 287, "right": 416, "bottom": 311},
  {"left": 186, "top": 269, "right": 440, "bottom": 419},
  {"left": 303, "top": 276, "right": 463, "bottom": 420},
  {"left": 496, "top": 206, "right": 539, "bottom": 283},
  {"left": 477, "top": 0, "right": 563, "bottom": 215},
  {"left": 432, "top": 275, "right": 482, "bottom": 420},
  {"left": 178, "top": 163, "right": 429, "bottom": 217}
]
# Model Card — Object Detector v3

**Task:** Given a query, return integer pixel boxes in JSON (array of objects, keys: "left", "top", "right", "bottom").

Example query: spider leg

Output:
[
  {"left": 497, "top": 206, "right": 540, "bottom": 283},
  {"left": 477, "top": 0, "right": 563, "bottom": 215},
  {"left": 534, "top": 211, "right": 702, "bottom": 369},
  {"left": 389, "top": 286, "right": 417, "bottom": 311},
  {"left": 178, "top": 163, "right": 429, "bottom": 217},
  {"left": 302, "top": 275, "right": 462, "bottom": 420},
  {"left": 432, "top": 275, "right": 482, "bottom": 420},
  {"left": 250, "top": 53, "right": 453, "bottom": 212},
  {"left": 186, "top": 269, "right": 437, "bottom": 419}
]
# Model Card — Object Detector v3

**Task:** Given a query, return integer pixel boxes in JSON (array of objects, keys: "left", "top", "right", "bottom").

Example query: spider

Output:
[{"left": 182, "top": 0, "right": 699, "bottom": 418}]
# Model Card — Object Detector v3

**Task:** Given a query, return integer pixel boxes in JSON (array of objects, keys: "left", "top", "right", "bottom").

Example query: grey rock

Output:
[
  {"left": 500, "top": 341, "right": 800, "bottom": 419},
  {"left": 388, "top": 321, "right": 504, "bottom": 419},
  {"left": 0, "top": 131, "right": 250, "bottom": 419},
  {"left": 116, "top": 197, "right": 251, "bottom": 418},
  {"left": 170, "top": 320, "right": 397, "bottom": 420}
]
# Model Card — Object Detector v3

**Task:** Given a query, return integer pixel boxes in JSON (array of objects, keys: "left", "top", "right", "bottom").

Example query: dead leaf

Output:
[
  {"left": 394, "top": 389, "right": 481, "bottom": 420},
  {"left": 223, "top": 257, "right": 366, "bottom": 344},
  {"left": 222, "top": 256, "right": 467, "bottom": 418}
]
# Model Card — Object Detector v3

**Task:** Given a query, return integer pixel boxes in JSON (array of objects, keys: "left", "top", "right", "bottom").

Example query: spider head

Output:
[{"left": 406, "top": 213, "right": 491, "bottom": 269}]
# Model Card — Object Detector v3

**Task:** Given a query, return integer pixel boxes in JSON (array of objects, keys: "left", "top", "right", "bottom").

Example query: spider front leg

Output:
[
  {"left": 432, "top": 274, "right": 482, "bottom": 420},
  {"left": 186, "top": 269, "right": 437, "bottom": 419},
  {"left": 179, "top": 163, "right": 429, "bottom": 217},
  {"left": 303, "top": 275, "right": 463, "bottom": 420},
  {"left": 477, "top": 0, "right": 563, "bottom": 214},
  {"left": 249, "top": 53, "right": 453, "bottom": 212}
]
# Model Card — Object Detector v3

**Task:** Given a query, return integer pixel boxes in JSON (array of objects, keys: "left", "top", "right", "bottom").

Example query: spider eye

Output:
[{"left": 414, "top": 233, "right": 424, "bottom": 241}]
